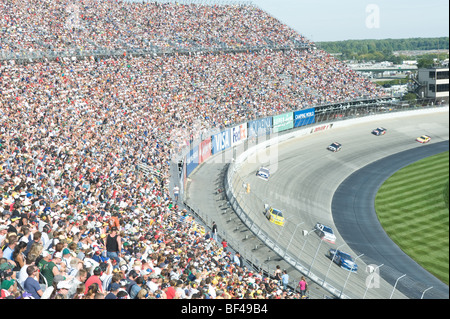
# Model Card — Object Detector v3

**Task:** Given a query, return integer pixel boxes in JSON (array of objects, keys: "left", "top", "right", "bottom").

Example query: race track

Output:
[
  {"left": 332, "top": 140, "right": 449, "bottom": 299},
  {"left": 234, "top": 109, "right": 449, "bottom": 299}
]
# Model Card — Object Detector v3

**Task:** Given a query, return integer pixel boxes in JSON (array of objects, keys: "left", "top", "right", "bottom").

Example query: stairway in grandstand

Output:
[{"left": 137, "top": 162, "right": 162, "bottom": 178}]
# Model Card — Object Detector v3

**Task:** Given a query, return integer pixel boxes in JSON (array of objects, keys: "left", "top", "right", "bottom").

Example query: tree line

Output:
[{"left": 317, "top": 37, "right": 449, "bottom": 63}]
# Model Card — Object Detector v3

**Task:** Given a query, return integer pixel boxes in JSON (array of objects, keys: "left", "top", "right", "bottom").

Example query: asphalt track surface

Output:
[
  {"left": 186, "top": 109, "right": 449, "bottom": 299},
  {"left": 332, "top": 140, "right": 449, "bottom": 299}
]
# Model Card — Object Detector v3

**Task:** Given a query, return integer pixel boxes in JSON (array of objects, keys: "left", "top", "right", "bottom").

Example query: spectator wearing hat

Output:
[
  {"left": 7, "top": 215, "right": 21, "bottom": 235},
  {"left": 0, "top": 279, "right": 17, "bottom": 299},
  {"left": 92, "top": 246, "right": 108, "bottom": 264},
  {"left": 23, "top": 265, "right": 44, "bottom": 299},
  {"left": 37, "top": 251, "right": 61, "bottom": 287},
  {"left": 105, "top": 282, "right": 120, "bottom": 299},
  {"left": 175, "top": 279, "right": 187, "bottom": 299},
  {"left": 53, "top": 251, "right": 67, "bottom": 273},
  {"left": 161, "top": 280, "right": 176, "bottom": 299},
  {"left": 55, "top": 280, "right": 72, "bottom": 299},
  {"left": 61, "top": 247, "right": 76, "bottom": 273},
  {"left": 146, "top": 272, "right": 160, "bottom": 293}
]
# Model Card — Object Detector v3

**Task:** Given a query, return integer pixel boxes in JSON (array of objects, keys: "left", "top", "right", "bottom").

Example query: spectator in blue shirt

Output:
[
  {"left": 281, "top": 270, "right": 289, "bottom": 291},
  {"left": 23, "top": 265, "right": 44, "bottom": 299},
  {"left": 2, "top": 235, "right": 17, "bottom": 261}
]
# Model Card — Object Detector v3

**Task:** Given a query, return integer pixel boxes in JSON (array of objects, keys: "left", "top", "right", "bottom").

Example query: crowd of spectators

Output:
[
  {"left": 1, "top": 1, "right": 387, "bottom": 300},
  {"left": 0, "top": 0, "right": 311, "bottom": 56}
]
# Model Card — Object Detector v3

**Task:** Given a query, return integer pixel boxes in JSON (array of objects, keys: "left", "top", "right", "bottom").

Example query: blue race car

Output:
[
  {"left": 256, "top": 167, "right": 270, "bottom": 181},
  {"left": 371, "top": 127, "right": 387, "bottom": 136},
  {"left": 328, "top": 248, "right": 358, "bottom": 272}
]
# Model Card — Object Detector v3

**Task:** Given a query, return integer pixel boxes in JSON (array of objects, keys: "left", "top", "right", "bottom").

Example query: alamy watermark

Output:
[
  {"left": 65, "top": 3, "right": 82, "bottom": 30},
  {"left": 365, "top": 264, "right": 382, "bottom": 289},
  {"left": 365, "top": 4, "right": 380, "bottom": 29}
]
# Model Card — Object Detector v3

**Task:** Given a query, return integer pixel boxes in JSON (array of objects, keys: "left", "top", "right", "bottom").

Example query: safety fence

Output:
[{"left": 179, "top": 99, "right": 448, "bottom": 299}]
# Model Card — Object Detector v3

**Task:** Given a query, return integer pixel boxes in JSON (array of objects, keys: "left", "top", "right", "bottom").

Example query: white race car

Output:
[
  {"left": 327, "top": 142, "right": 342, "bottom": 152},
  {"left": 314, "top": 222, "right": 336, "bottom": 244},
  {"left": 256, "top": 167, "right": 270, "bottom": 181}
]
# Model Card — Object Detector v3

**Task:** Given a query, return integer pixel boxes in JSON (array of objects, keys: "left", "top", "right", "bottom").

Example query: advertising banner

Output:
[
  {"left": 248, "top": 117, "right": 272, "bottom": 137},
  {"left": 211, "top": 129, "right": 231, "bottom": 155},
  {"left": 294, "top": 108, "right": 315, "bottom": 128},
  {"left": 231, "top": 123, "right": 248, "bottom": 147},
  {"left": 199, "top": 137, "right": 212, "bottom": 164},
  {"left": 186, "top": 145, "right": 199, "bottom": 177},
  {"left": 273, "top": 112, "right": 293, "bottom": 133}
]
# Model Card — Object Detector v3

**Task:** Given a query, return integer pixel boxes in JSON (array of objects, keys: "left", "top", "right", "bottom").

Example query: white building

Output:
[{"left": 417, "top": 67, "right": 449, "bottom": 103}]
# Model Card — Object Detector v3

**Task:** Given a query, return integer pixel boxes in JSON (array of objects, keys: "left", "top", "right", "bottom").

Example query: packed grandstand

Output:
[{"left": 0, "top": 0, "right": 388, "bottom": 300}]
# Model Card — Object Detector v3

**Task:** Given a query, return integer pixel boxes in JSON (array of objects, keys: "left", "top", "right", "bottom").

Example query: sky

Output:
[{"left": 254, "top": 0, "right": 449, "bottom": 42}]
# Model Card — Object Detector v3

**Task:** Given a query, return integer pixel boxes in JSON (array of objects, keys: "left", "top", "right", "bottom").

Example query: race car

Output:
[
  {"left": 264, "top": 205, "right": 285, "bottom": 226},
  {"left": 328, "top": 248, "right": 358, "bottom": 272},
  {"left": 256, "top": 167, "right": 270, "bottom": 181},
  {"left": 416, "top": 135, "right": 431, "bottom": 144},
  {"left": 327, "top": 142, "right": 342, "bottom": 152},
  {"left": 372, "top": 127, "right": 387, "bottom": 136},
  {"left": 314, "top": 222, "right": 336, "bottom": 244}
]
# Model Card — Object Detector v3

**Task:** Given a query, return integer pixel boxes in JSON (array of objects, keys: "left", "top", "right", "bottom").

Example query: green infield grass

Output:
[{"left": 375, "top": 151, "right": 449, "bottom": 285}]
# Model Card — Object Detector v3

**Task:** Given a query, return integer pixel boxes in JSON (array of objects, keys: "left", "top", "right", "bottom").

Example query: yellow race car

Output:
[
  {"left": 416, "top": 135, "right": 431, "bottom": 144},
  {"left": 264, "top": 206, "right": 285, "bottom": 226}
]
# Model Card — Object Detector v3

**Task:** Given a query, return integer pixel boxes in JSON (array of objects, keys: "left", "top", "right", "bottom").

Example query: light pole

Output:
[
  {"left": 276, "top": 216, "right": 289, "bottom": 244},
  {"left": 390, "top": 274, "right": 406, "bottom": 299},
  {"left": 284, "top": 221, "right": 304, "bottom": 258},
  {"left": 256, "top": 204, "right": 268, "bottom": 236},
  {"left": 307, "top": 235, "right": 324, "bottom": 276},
  {"left": 339, "top": 253, "right": 364, "bottom": 299},
  {"left": 323, "top": 244, "right": 345, "bottom": 286},
  {"left": 297, "top": 228, "right": 313, "bottom": 261},
  {"left": 421, "top": 286, "right": 433, "bottom": 299}
]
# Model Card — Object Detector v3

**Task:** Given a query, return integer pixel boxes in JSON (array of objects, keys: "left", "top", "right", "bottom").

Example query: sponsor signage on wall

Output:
[
  {"left": 248, "top": 117, "right": 272, "bottom": 137},
  {"left": 186, "top": 145, "right": 199, "bottom": 177},
  {"left": 231, "top": 123, "right": 248, "bottom": 147},
  {"left": 211, "top": 130, "right": 231, "bottom": 154},
  {"left": 294, "top": 108, "right": 315, "bottom": 128},
  {"left": 273, "top": 112, "right": 293, "bottom": 133},
  {"left": 199, "top": 137, "right": 212, "bottom": 164}
]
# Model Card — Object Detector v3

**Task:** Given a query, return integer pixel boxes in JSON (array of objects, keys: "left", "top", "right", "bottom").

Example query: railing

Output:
[
  {"left": 0, "top": 42, "right": 310, "bottom": 64},
  {"left": 180, "top": 99, "right": 448, "bottom": 299}
]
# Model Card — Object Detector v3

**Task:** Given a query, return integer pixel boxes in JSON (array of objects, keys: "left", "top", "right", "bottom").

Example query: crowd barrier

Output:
[{"left": 180, "top": 99, "right": 448, "bottom": 299}]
